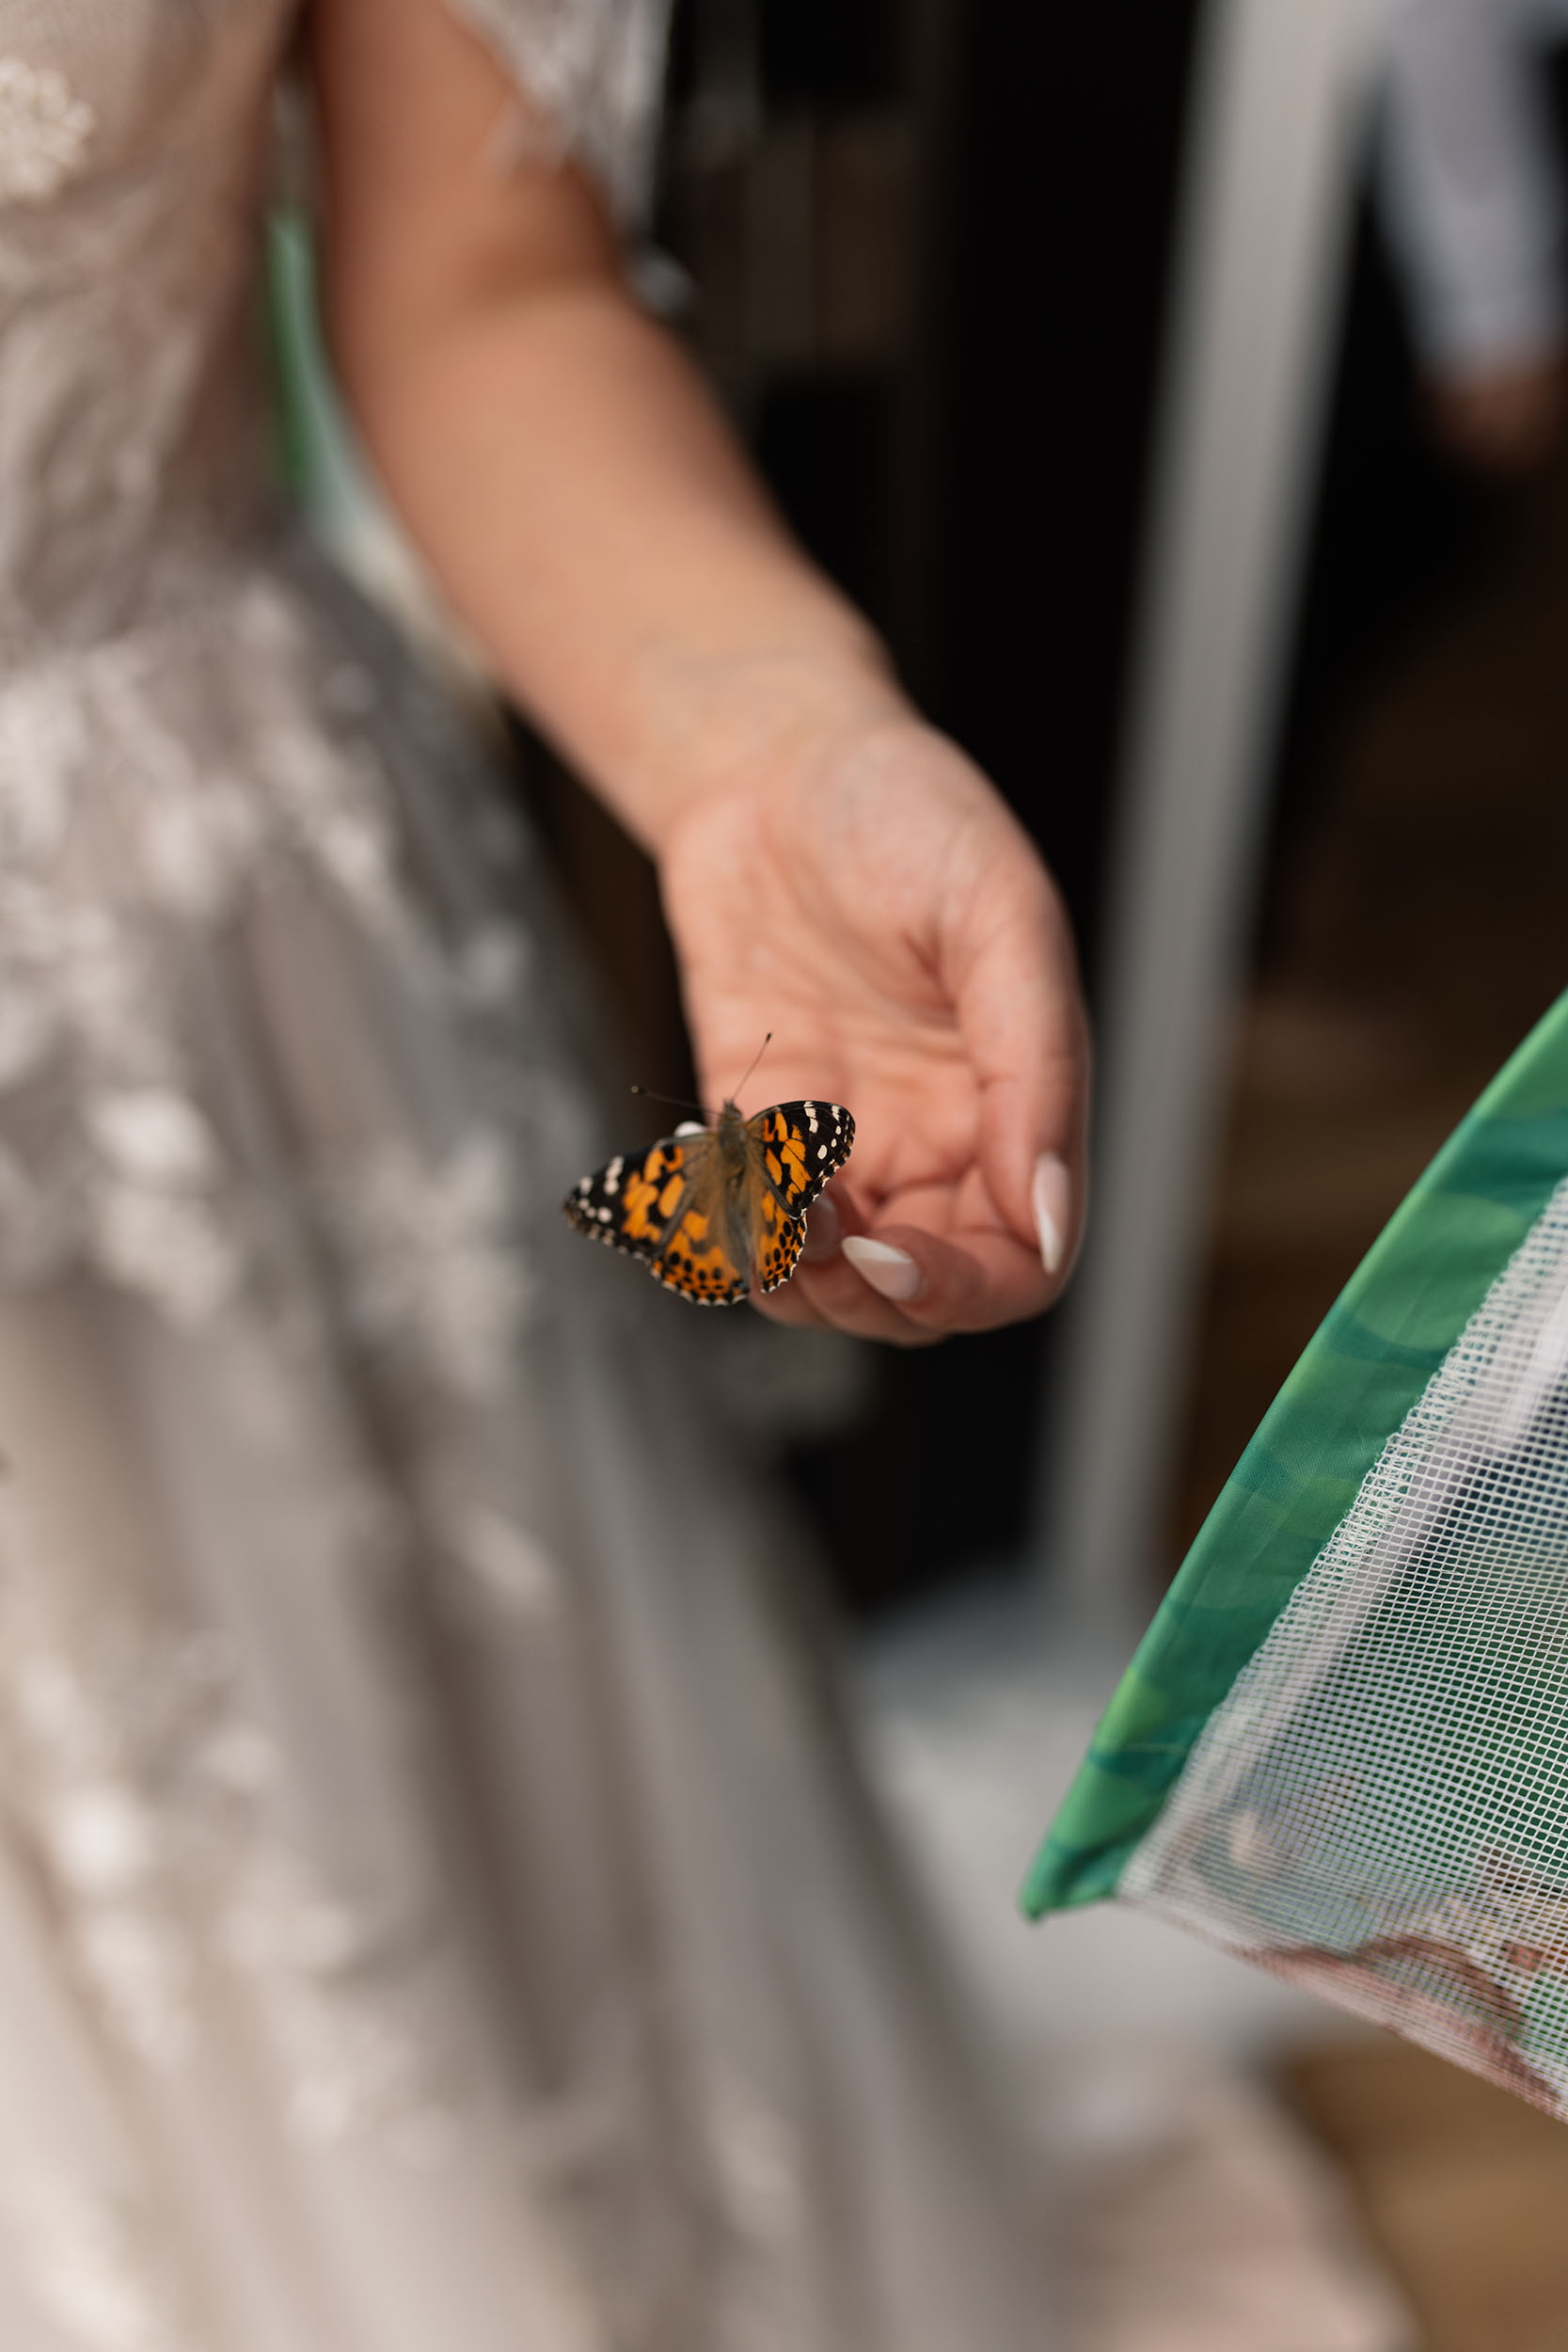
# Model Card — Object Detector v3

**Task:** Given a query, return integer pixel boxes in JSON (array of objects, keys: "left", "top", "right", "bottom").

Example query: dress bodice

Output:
[
  {"left": 0, "top": 0, "right": 665, "bottom": 654},
  {"left": 0, "top": 3, "right": 295, "bottom": 649}
]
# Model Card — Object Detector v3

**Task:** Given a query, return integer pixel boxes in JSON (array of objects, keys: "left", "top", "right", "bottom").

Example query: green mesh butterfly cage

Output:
[{"left": 1029, "top": 988, "right": 1568, "bottom": 2114}]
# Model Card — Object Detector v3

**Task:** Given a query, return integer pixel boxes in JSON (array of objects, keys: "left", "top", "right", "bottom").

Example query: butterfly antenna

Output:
[
  {"left": 733, "top": 1031, "right": 772, "bottom": 1109},
  {"left": 629, "top": 1084, "right": 708, "bottom": 1118}
]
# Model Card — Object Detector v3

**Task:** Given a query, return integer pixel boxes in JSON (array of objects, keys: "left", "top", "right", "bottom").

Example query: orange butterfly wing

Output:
[
  {"left": 563, "top": 1135, "right": 751, "bottom": 1303},
  {"left": 745, "top": 1102, "right": 855, "bottom": 1295}
]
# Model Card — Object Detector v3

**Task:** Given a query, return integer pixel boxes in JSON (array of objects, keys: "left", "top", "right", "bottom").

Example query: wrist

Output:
[{"left": 606, "top": 625, "right": 911, "bottom": 857}]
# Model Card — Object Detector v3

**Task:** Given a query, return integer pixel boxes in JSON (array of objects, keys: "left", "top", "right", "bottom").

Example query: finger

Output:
[
  {"left": 752, "top": 1209, "right": 950, "bottom": 1344},
  {"left": 759, "top": 1212, "right": 1052, "bottom": 1343},
  {"left": 945, "top": 856, "right": 1091, "bottom": 1297},
  {"left": 752, "top": 1249, "right": 946, "bottom": 1345},
  {"left": 749, "top": 1189, "right": 879, "bottom": 1326},
  {"left": 800, "top": 1187, "right": 843, "bottom": 1263},
  {"left": 846, "top": 1219, "right": 1053, "bottom": 1335},
  {"left": 779, "top": 1188, "right": 949, "bottom": 1342}
]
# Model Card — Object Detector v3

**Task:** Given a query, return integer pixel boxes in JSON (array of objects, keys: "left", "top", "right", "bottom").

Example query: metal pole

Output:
[{"left": 1037, "top": 0, "right": 1389, "bottom": 1628}]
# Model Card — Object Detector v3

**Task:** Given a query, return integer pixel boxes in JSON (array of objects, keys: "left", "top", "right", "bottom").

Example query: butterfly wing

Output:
[
  {"left": 564, "top": 1136, "right": 692, "bottom": 1263},
  {"left": 745, "top": 1102, "right": 855, "bottom": 1294},
  {"left": 563, "top": 1134, "right": 752, "bottom": 1304},
  {"left": 752, "top": 1186, "right": 806, "bottom": 1292},
  {"left": 653, "top": 1203, "right": 752, "bottom": 1302}
]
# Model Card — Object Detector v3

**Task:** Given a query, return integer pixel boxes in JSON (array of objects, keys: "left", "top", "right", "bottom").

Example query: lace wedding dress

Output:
[{"left": 0, "top": 6, "right": 1053, "bottom": 2347}]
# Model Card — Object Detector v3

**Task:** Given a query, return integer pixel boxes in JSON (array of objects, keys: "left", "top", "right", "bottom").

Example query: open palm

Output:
[{"left": 658, "top": 715, "right": 1089, "bottom": 1342}]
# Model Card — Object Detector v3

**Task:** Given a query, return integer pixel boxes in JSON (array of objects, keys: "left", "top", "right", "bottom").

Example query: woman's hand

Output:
[{"left": 660, "top": 708, "right": 1088, "bottom": 1343}]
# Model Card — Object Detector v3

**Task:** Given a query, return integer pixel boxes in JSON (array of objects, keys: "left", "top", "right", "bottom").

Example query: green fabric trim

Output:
[
  {"left": 1022, "top": 989, "right": 1568, "bottom": 1918},
  {"left": 264, "top": 208, "right": 377, "bottom": 546}
]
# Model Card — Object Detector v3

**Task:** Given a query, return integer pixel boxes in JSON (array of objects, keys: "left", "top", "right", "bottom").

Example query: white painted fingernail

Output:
[
  {"left": 841, "top": 1234, "right": 925, "bottom": 1301},
  {"left": 1032, "top": 1152, "right": 1071, "bottom": 1277},
  {"left": 802, "top": 1193, "right": 841, "bottom": 1262}
]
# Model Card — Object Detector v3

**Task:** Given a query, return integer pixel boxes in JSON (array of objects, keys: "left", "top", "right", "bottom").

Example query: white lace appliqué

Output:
[
  {"left": 440, "top": 1502, "right": 564, "bottom": 1625},
  {"left": 0, "top": 60, "right": 94, "bottom": 204},
  {"left": 324, "top": 1134, "right": 534, "bottom": 1397},
  {"left": 14, "top": 1631, "right": 257, "bottom": 2071},
  {"left": 7, "top": 2174, "right": 189, "bottom": 2352},
  {"left": 83, "top": 1089, "right": 244, "bottom": 1327},
  {"left": 0, "top": 1475, "right": 467, "bottom": 2168}
]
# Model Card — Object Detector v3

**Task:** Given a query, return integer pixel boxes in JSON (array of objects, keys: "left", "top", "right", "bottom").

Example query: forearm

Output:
[{"left": 326, "top": 202, "right": 902, "bottom": 851}]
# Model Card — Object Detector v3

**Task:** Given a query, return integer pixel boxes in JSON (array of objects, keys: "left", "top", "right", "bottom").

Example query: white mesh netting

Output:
[{"left": 1126, "top": 1173, "right": 1568, "bottom": 2112}]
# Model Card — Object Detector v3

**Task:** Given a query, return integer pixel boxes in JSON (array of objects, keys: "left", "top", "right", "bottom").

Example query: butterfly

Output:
[{"left": 563, "top": 1093, "right": 855, "bottom": 1304}]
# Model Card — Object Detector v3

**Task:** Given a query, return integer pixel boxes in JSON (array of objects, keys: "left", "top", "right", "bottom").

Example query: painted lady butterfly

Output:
[{"left": 563, "top": 1096, "right": 855, "bottom": 1303}]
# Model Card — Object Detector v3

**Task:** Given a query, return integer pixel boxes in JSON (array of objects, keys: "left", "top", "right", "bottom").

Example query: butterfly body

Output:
[{"left": 563, "top": 1096, "right": 854, "bottom": 1304}]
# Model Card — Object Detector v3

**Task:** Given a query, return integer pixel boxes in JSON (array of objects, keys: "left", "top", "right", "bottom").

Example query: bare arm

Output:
[
  {"left": 312, "top": 0, "right": 893, "bottom": 837},
  {"left": 310, "top": 0, "right": 1088, "bottom": 1338}
]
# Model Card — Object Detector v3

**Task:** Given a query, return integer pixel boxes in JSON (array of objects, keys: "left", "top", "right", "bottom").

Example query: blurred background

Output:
[{"left": 286, "top": 0, "right": 1568, "bottom": 2341}]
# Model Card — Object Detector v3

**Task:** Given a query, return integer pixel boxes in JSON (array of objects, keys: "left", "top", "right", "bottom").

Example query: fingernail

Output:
[
  {"left": 841, "top": 1234, "right": 926, "bottom": 1302},
  {"left": 802, "top": 1193, "right": 841, "bottom": 1263},
  {"left": 1032, "top": 1152, "right": 1071, "bottom": 1277}
]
